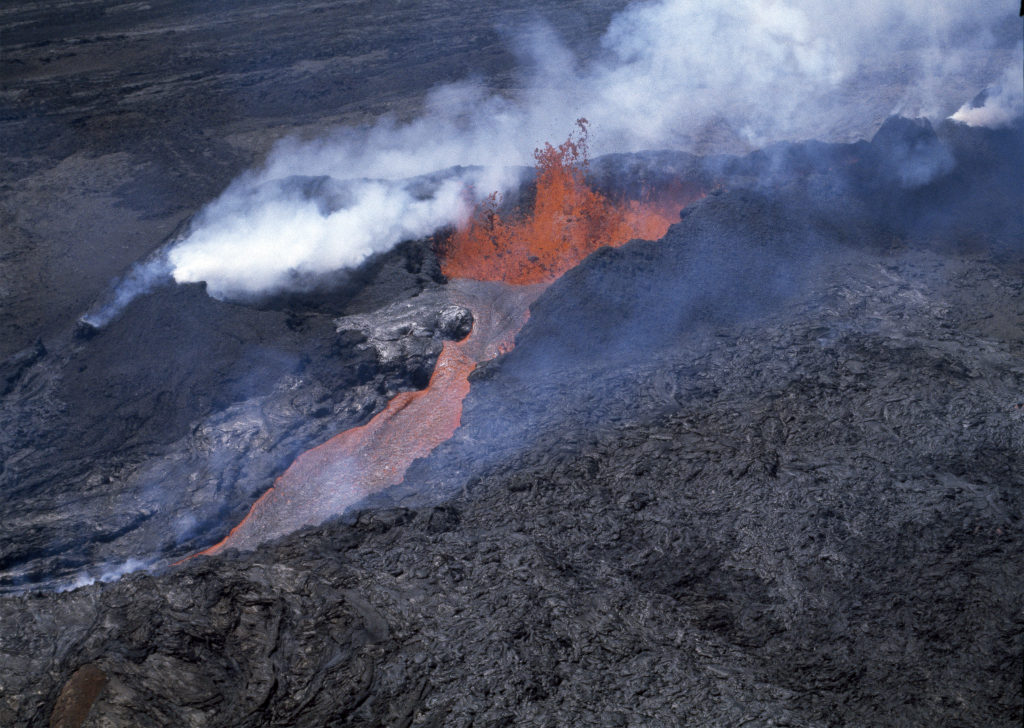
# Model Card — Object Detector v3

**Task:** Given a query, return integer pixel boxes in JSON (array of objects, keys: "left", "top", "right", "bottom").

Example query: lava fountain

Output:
[{"left": 198, "top": 120, "right": 698, "bottom": 556}]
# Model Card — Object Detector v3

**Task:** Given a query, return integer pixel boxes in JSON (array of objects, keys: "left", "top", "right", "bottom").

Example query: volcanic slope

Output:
[
  {"left": 0, "top": 0, "right": 632, "bottom": 361},
  {"left": 1, "top": 119, "right": 1022, "bottom": 728},
  {"left": 0, "top": 236, "right": 468, "bottom": 591}
]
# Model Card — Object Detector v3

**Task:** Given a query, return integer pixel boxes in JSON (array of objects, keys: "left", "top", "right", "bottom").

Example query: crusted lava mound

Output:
[{"left": 1, "top": 119, "right": 1023, "bottom": 727}]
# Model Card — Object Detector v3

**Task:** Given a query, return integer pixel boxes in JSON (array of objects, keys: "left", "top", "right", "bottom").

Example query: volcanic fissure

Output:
[{"left": 196, "top": 121, "right": 697, "bottom": 556}]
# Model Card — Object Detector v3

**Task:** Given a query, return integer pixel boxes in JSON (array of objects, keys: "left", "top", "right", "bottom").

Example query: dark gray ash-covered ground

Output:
[
  {"left": 2, "top": 116, "right": 1022, "bottom": 728},
  {"left": 2, "top": 2, "right": 1023, "bottom": 727}
]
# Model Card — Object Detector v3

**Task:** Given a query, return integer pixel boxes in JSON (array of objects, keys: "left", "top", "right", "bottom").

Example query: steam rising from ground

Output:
[
  {"left": 54, "top": 559, "right": 151, "bottom": 594},
  {"left": 168, "top": 173, "right": 478, "bottom": 299},
  {"left": 950, "top": 42, "right": 1024, "bottom": 128},
  {"left": 81, "top": 255, "right": 172, "bottom": 328},
  {"left": 88, "top": 0, "right": 1019, "bottom": 317}
]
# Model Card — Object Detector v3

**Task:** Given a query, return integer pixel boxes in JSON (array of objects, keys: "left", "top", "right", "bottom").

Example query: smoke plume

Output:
[
  {"left": 950, "top": 42, "right": 1024, "bottom": 127},
  {"left": 92, "top": 0, "right": 1019, "bottom": 316},
  {"left": 168, "top": 171, "right": 478, "bottom": 299},
  {"left": 80, "top": 254, "right": 172, "bottom": 328},
  {"left": 54, "top": 558, "right": 152, "bottom": 594}
]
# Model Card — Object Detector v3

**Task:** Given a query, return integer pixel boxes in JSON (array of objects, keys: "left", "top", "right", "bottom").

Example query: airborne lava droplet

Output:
[{"left": 197, "top": 121, "right": 697, "bottom": 556}]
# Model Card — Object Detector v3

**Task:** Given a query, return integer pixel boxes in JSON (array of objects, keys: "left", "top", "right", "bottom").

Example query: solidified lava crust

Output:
[
  {"left": 200, "top": 280, "right": 544, "bottom": 555},
  {"left": 195, "top": 126, "right": 659, "bottom": 557},
  {"left": 1, "top": 117, "right": 1022, "bottom": 727}
]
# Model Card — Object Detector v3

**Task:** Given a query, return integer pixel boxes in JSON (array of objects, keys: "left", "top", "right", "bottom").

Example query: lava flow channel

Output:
[
  {"left": 198, "top": 120, "right": 697, "bottom": 556},
  {"left": 198, "top": 279, "right": 541, "bottom": 555}
]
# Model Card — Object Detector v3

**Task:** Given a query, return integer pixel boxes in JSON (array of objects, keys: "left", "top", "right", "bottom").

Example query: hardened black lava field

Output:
[{"left": 2, "top": 3, "right": 1022, "bottom": 727}]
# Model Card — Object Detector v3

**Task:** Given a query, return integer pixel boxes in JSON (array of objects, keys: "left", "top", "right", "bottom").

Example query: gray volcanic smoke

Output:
[
  {"left": 3, "top": 3, "right": 1023, "bottom": 723},
  {"left": 951, "top": 41, "right": 1024, "bottom": 127},
  {"left": 82, "top": 0, "right": 1020, "bottom": 324}
]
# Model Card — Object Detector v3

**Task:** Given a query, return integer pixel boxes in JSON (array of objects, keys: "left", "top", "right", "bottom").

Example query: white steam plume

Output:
[
  {"left": 93, "top": 0, "right": 1018, "bottom": 316},
  {"left": 168, "top": 173, "right": 477, "bottom": 299},
  {"left": 54, "top": 558, "right": 152, "bottom": 593},
  {"left": 80, "top": 254, "right": 171, "bottom": 328},
  {"left": 950, "top": 42, "right": 1024, "bottom": 128}
]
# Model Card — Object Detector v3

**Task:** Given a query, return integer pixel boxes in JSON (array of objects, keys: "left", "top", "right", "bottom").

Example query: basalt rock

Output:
[
  {"left": 5, "top": 2, "right": 1022, "bottom": 725},
  {"left": 0, "top": 242, "right": 454, "bottom": 592},
  {"left": 2, "top": 233, "right": 1022, "bottom": 727},
  {"left": 1, "top": 123, "right": 1022, "bottom": 727},
  {"left": 335, "top": 289, "right": 474, "bottom": 389}
]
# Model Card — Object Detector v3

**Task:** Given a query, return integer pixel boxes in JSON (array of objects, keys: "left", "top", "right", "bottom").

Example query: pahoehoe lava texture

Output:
[{"left": 1, "top": 121, "right": 1022, "bottom": 727}]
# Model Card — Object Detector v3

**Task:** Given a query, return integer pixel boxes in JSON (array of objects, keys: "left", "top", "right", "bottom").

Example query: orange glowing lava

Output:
[
  {"left": 439, "top": 119, "right": 687, "bottom": 285},
  {"left": 195, "top": 121, "right": 697, "bottom": 557},
  {"left": 197, "top": 280, "right": 540, "bottom": 556},
  {"left": 201, "top": 337, "right": 474, "bottom": 555}
]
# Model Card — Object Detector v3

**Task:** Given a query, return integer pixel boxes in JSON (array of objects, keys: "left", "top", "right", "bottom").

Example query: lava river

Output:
[{"left": 199, "top": 121, "right": 696, "bottom": 556}]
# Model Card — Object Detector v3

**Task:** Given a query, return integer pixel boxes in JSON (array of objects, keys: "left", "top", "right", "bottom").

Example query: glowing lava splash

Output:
[
  {"left": 440, "top": 120, "right": 683, "bottom": 285},
  {"left": 198, "top": 120, "right": 698, "bottom": 556}
]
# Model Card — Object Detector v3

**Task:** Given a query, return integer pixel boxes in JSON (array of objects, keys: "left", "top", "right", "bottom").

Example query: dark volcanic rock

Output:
[
  {"left": 505, "top": 187, "right": 830, "bottom": 369},
  {"left": 864, "top": 115, "right": 955, "bottom": 189},
  {"left": 0, "top": 338, "right": 46, "bottom": 397},
  {"left": 2, "top": 122, "right": 1021, "bottom": 727},
  {"left": 0, "top": 0, "right": 631, "bottom": 361},
  {"left": 0, "top": 240, "right": 462, "bottom": 592},
  {"left": 4, "top": 0, "right": 1021, "bottom": 724}
]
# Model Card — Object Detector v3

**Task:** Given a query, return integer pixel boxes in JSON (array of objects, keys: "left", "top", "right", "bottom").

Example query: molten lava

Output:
[
  {"left": 198, "top": 280, "right": 540, "bottom": 555},
  {"left": 197, "top": 120, "right": 698, "bottom": 556},
  {"left": 440, "top": 119, "right": 687, "bottom": 284}
]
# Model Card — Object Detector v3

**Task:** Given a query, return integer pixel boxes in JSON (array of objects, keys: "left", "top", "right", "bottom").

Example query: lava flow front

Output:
[{"left": 199, "top": 121, "right": 696, "bottom": 556}]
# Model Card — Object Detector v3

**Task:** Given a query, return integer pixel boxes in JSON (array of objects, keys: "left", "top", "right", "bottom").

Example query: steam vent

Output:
[{"left": 1, "top": 3, "right": 1022, "bottom": 727}]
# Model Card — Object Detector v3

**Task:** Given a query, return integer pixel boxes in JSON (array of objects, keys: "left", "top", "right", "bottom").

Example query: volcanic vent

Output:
[
  {"left": 198, "top": 121, "right": 696, "bottom": 555},
  {"left": 1, "top": 115, "right": 1021, "bottom": 728},
  {"left": 2, "top": 1, "right": 1022, "bottom": 724},
  {"left": 439, "top": 120, "right": 687, "bottom": 285}
]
